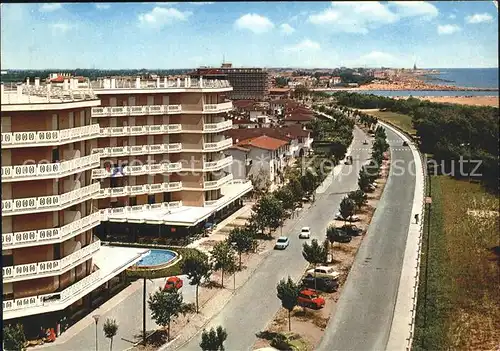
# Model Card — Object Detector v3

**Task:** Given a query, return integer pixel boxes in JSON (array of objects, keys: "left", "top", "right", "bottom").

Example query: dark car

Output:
[
  {"left": 302, "top": 275, "right": 339, "bottom": 293},
  {"left": 334, "top": 233, "right": 352, "bottom": 243},
  {"left": 402, "top": 141, "right": 408, "bottom": 146},
  {"left": 340, "top": 225, "right": 363, "bottom": 236}
]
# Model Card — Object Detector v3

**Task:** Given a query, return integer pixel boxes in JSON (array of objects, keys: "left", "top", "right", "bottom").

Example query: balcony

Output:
[
  {"left": 95, "top": 182, "right": 182, "bottom": 199},
  {"left": 1, "top": 124, "right": 100, "bottom": 149},
  {"left": 2, "top": 183, "right": 100, "bottom": 216},
  {"left": 203, "top": 120, "right": 233, "bottom": 133},
  {"left": 202, "top": 101, "right": 233, "bottom": 113},
  {"left": 203, "top": 138, "right": 233, "bottom": 152},
  {"left": 99, "top": 124, "right": 182, "bottom": 137},
  {"left": 3, "top": 269, "right": 102, "bottom": 315},
  {"left": 202, "top": 156, "right": 233, "bottom": 171},
  {"left": 100, "top": 201, "right": 183, "bottom": 220},
  {"left": 2, "top": 212, "right": 101, "bottom": 249},
  {"left": 91, "top": 105, "right": 182, "bottom": 118},
  {"left": 2, "top": 240, "right": 101, "bottom": 283},
  {"left": 2, "top": 154, "right": 100, "bottom": 183},
  {"left": 91, "top": 162, "right": 182, "bottom": 179},
  {"left": 91, "top": 143, "right": 182, "bottom": 157},
  {"left": 203, "top": 174, "right": 233, "bottom": 190}
]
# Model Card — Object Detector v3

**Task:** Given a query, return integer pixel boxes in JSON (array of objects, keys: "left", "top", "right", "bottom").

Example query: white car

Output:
[
  {"left": 299, "top": 227, "right": 311, "bottom": 239},
  {"left": 274, "top": 236, "right": 290, "bottom": 250},
  {"left": 335, "top": 212, "right": 361, "bottom": 222},
  {"left": 306, "top": 266, "right": 340, "bottom": 280}
]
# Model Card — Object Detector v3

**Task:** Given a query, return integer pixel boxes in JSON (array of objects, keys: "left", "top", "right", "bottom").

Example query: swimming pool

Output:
[{"left": 136, "top": 249, "right": 178, "bottom": 267}]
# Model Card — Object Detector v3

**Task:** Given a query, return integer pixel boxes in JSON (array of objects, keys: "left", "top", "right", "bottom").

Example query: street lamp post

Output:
[{"left": 92, "top": 314, "right": 100, "bottom": 351}]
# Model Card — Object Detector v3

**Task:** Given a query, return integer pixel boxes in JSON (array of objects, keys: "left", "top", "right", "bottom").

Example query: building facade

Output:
[
  {"left": 1, "top": 79, "right": 149, "bottom": 335},
  {"left": 217, "top": 64, "right": 270, "bottom": 101}
]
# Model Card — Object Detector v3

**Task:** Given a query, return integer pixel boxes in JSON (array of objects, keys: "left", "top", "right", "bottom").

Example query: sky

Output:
[{"left": 1, "top": 1, "right": 498, "bottom": 69}]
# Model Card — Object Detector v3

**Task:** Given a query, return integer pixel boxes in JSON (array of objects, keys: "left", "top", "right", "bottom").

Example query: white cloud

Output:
[
  {"left": 188, "top": 2, "right": 214, "bottom": 5},
  {"left": 448, "top": 14, "right": 456, "bottom": 19},
  {"left": 308, "top": 1, "right": 438, "bottom": 33},
  {"left": 280, "top": 23, "right": 295, "bottom": 34},
  {"left": 95, "top": 4, "right": 111, "bottom": 10},
  {"left": 389, "top": 1, "right": 438, "bottom": 18},
  {"left": 39, "top": 3, "right": 62, "bottom": 12},
  {"left": 348, "top": 51, "right": 407, "bottom": 67},
  {"left": 308, "top": 2, "right": 398, "bottom": 34},
  {"left": 284, "top": 39, "right": 321, "bottom": 52},
  {"left": 138, "top": 7, "right": 192, "bottom": 29},
  {"left": 437, "top": 24, "right": 461, "bottom": 35},
  {"left": 465, "top": 13, "right": 493, "bottom": 24},
  {"left": 50, "top": 23, "right": 74, "bottom": 34},
  {"left": 234, "top": 13, "right": 274, "bottom": 34}
]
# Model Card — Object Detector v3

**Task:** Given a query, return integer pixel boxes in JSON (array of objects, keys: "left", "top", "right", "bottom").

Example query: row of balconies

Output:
[
  {"left": 1, "top": 124, "right": 100, "bottom": 149},
  {"left": 199, "top": 174, "right": 233, "bottom": 191},
  {"left": 91, "top": 155, "right": 233, "bottom": 179},
  {"left": 100, "top": 201, "right": 183, "bottom": 219},
  {"left": 94, "top": 181, "right": 182, "bottom": 199},
  {"left": 2, "top": 183, "right": 100, "bottom": 216},
  {"left": 91, "top": 138, "right": 232, "bottom": 157},
  {"left": 98, "top": 120, "right": 232, "bottom": 137},
  {"left": 90, "top": 102, "right": 233, "bottom": 118},
  {"left": 3, "top": 269, "right": 102, "bottom": 314},
  {"left": 2, "top": 154, "right": 101, "bottom": 183},
  {"left": 2, "top": 212, "right": 101, "bottom": 250},
  {"left": 2, "top": 240, "right": 101, "bottom": 283}
]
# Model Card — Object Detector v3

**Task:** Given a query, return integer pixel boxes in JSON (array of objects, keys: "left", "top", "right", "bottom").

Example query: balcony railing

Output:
[
  {"left": 203, "top": 174, "right": 233, "bottom": 190},
  {"left": 202, "top": 156, "right": 233, "bottom": 171},
  {"left": 2, "top": 154, "right": 100, "bottom": 182},
  {"left": 91, "top": 162, "right": 182, "bottom": 179},
  {"left": 1, "top": 124, "right": 100, "bottom": 149},
  {"left": 3, "top": 269, "right": 102, "bottom": 314},
  {"left": 202, "top": 101, "right": 234, "bottom": 113},
  {"left": 91, "top": 143, "right": 182, "bottom": 157},
  {"left": 100, "top": 201, "right": 183, "bottom": 220},
  {"left": 95, "top": 182, "right": 182, "bottom": 199},
  {"left": 203, "top": 138, "right": 233, "bottom": 152},
  {"left": 2, "top": 212, "right": 101, "bottom": 249},
  {"left": 2, "top": 240, "right": 100, "bottom": 283},
  {"left": 99, "top": 124, "right": 182, "bottom": 137},
  {"left": 2, "top": 183, "right": 100, "bottom": 216},
  {"left": 203, "top": 120, "right": 233, "bottom": 132},
  {"left": 91, "top": 105, "right": 182, "bottom": 117}
]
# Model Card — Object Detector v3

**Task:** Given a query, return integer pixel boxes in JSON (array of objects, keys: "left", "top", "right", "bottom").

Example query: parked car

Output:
[
  {"left": 297, "top": 289, "right": 326, "bottom": 309},
  {"left": 274, "top": 236, "right": 290, "bottom": 250},
  {"left": 302, "top": 275, "right": 339, "bottom": 293},
  {"left": 333, "top": 232, "right": 353, "bottom": 243},
  {"left": 402, "top": 141, "right": 408, "bottom": 146},
  {"left": 335, "top": 213, "right": 361, "bottom": 222},
  {"left": 164, "top": 276, "right": 183, "bottom": 291},
  {"left": 340, "top": 225, "right": 363, "bottom": 236},
  {"left": 299, "top": 227, "right": 311, "bottom": 239},
  {"left": 363, "top": 140, "right": 369, "bottom": 145},
  {"left": 345, "top": 156, "right": 353, "bottom": 165},
  {"left": 306, "top": 266, "right": 341, "bottom": 280}
]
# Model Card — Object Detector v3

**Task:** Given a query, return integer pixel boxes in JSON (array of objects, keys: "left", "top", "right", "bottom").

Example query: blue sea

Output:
[{"left": 423, "top": 68, "right": 498, "bottom": 89}]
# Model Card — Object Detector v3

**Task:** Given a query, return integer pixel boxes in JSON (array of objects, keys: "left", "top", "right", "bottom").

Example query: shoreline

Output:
[{"left": 311, "top": 86, "right": 499, "bottom": 92}]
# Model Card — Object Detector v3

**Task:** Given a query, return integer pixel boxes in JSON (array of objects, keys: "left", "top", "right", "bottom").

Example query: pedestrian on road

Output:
[{"left": 415, "top": 213, "right": 419, "bottom": 224}]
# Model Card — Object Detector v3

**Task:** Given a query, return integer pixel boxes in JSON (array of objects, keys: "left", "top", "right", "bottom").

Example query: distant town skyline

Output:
[{"left": 1, "top": 2, "right": 498, "bottom": 69}]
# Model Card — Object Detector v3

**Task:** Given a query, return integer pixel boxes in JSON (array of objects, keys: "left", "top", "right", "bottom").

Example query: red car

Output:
[
  {"left": 164, "top": 276, "right": 183, "bottom": 291},
  {"left": 297, "top": 289, "right": 325, "bottom": 309}
]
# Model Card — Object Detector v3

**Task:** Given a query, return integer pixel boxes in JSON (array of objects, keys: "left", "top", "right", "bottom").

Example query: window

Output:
[
  {"left": 52, "top": 148, "right": 60, "bottom": 163},
  {"left": 148, "top": 195, "right": 155, "bottom": 204},
  {"left": 163, "top": 192, "right": 172, "bottom": 203},
  {"left": 129, "top": 197, "right": 137, "bottom": 206},
  {"left": 54, "top": 244, "right": 61, "bottom": 260}
]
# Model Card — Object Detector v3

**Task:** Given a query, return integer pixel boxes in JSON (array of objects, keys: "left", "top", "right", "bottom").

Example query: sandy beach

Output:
[{"left": 395, "top": 95, "right": 499, "bottom": 107}]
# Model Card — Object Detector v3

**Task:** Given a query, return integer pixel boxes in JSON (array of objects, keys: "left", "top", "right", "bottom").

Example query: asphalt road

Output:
[
  {"left": 316, "top": 127, "right": 416, "bottom": 351},
  {"left": 180, "top": 126, "right": 372, "bottom": 351}
]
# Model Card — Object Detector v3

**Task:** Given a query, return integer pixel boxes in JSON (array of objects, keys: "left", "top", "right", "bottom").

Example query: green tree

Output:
[
  {"left": 3, "top": 324, "right": 26, "bottom": 351},
  {"left": 358, "top": 167, "right": 372, "bottom": 192},
  {"left": 300, "top": 169, "right": 319, "bottom": 197},
  {"left": 210, "top": 241, "right": 237, "bottom": 288},
  {"left": 227, "top": 227, "right": 256, "bottom": 269},
  {"left": 326, "top": 225, "right": 348, "bottom": 247},
  {"left": 252, "top": 195, "right": 284, "bottom": 235},
  {"left": 339, "top": 197, "right": 355, "bottom": 225},
  {"left": 274, "top": 186, "right": 296, "bottom": 212},
  {"left": 200, "top": 325, "right": 228, "bottom": 351},
  {"left": 276, "top": 277, "right": 299, "bottom": 331},
  {"left": 348, "top": 189, "right": 368, "bottom": 212},
  {"left": 103, "top": 318, "right": 118, "bottom": 351},
  {"left": 181, "top": 250, "right": 212, "bottom": 313},
  {"left": 287, "top": 176, "right": 304, "bottom": 203},
  {"left": 302, "top": 239, "right": 328, "bottom": 290},
  {"left": 148, "top": 289, "right": 186, "bottom": 341}
]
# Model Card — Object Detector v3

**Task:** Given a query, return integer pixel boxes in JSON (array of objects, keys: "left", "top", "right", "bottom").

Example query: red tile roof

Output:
[
  {"left": 229, "top": 145, "right": 250, "bottom": 152},
  {"left": 284, "top": 113, "right": 314, "bottom": 122},
  {"left": 238, "top": 135, "right": 289, "bottom": 151},
  {"left": 226, "top": 128, "right": 292, "bottom": 143},
  {"left": 233, "top": 100, "right": 256, "bottom": 109}
]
